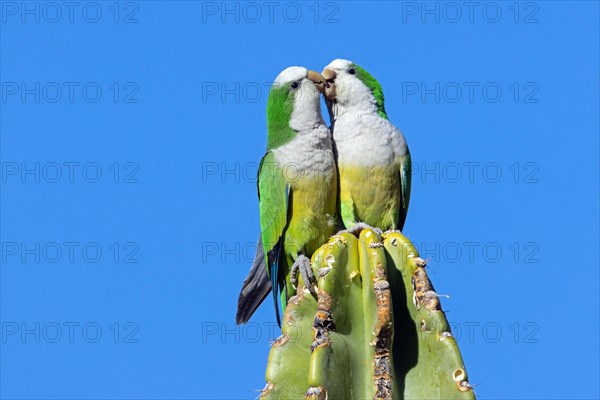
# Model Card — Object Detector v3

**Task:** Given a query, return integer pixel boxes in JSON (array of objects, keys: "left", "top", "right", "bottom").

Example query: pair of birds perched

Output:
[{"left": 236, "top": 59, "right": 411, "bottom": 326}]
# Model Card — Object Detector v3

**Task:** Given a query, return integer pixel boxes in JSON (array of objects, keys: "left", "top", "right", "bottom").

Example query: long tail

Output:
[{"left": 236, "top": 234, "right": 272, "bottom": 324}]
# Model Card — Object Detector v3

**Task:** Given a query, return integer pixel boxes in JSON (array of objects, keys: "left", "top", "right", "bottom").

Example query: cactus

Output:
[{"left": 261, "top": 229, "right": 475, "bottom": 400}]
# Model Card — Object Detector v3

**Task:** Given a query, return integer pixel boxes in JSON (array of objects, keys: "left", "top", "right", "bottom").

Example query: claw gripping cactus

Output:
[{"left": 261, "top": 229, "right": 475, "bottom": 400}]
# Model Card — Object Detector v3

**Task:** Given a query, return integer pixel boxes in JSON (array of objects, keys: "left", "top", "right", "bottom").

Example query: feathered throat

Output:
[{"left": 326, "top": 99, "right": 341, "bottom": 122}]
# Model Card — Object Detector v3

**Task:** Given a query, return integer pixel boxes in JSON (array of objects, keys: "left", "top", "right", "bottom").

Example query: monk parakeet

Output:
[
  {"left": 322, "top": 59, "right": 411, "bottom": 232},
  {"left": 236, "top": 67, "right": 337, "bottom": 325}
]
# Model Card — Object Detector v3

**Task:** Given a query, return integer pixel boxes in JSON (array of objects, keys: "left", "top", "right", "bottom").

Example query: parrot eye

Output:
[
  {"left": 348, "top": 68, "right": 356, "bottom": 75},
  {"left": 291, "top": 82, "right": 299, "bottom": 89}
]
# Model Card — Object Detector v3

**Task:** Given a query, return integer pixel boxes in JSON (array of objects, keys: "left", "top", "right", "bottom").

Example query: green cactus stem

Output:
[{"left": 260, "top": 229, "right": 475, "bottom": 400}]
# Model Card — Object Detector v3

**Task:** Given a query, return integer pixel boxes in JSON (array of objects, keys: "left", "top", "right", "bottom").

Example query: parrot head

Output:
[
  {"left": 322, "top": 59, "right": 387, "bottom": 119},
  {"left": 266, "top": 67, "right": 327, "bottom": 148}
]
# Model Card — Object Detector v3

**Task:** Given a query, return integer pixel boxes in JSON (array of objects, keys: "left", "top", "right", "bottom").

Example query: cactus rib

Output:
[{"left": 261, "top": 229, "right": 475, "bottom": 400}]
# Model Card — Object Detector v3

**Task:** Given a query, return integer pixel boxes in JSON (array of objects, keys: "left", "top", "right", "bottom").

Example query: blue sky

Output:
[{"left": 1, "top": 1, "right": 598, "bottom": 399}]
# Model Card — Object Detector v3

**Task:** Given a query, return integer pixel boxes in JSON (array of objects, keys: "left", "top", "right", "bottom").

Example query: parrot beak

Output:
[
  {"left": 321, "top": 68, "right": 337, "bottom": 100},
  {"left": 307, "top": 70, "right": 326, "bottom": 92}
]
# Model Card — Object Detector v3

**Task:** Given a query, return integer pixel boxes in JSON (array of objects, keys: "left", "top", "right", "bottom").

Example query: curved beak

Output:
[
  {"left": 322, "top": 68, "right": 337, "bottom": 85},
  {"left": 307, "top": 70, "right": 326, "bottom": 92},
  {"left": 321, "top": 68, "right": 337, "bottom": 100}
]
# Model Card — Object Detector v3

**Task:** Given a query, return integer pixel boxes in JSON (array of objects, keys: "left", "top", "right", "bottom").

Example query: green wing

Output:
[
  {"left": 397, "top": 148, "right": 412, "bottom": 231},
  {"left": 257, "top": 151, "right": 290, "bottom": 326}
]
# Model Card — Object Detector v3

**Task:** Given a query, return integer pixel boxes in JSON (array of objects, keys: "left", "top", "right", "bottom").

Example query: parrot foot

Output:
[
  {"left": 290, "top": 255, "right": 317, "bottom": 296},
  {"left": 341, "top": 222, "right": 383, "bottom": 238}
]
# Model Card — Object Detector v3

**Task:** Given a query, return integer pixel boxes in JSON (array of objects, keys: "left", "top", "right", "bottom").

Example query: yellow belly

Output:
[
  {"left": 280, "top": 173, "right": 337, "bottom": 298},
  {"left": 338, "top": 164, "right": 400, "bottom": 230},
  {"left": 285, "top": 173, "right": 337, "bottom": 257}
]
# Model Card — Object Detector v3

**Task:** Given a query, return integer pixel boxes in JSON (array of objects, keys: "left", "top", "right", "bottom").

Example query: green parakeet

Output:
[
  {"left": 236, "top": 67, "right": 338, "bottom": 325},
  {"left": 322, "top": 59, "right": 411, "bottom": 232}
]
